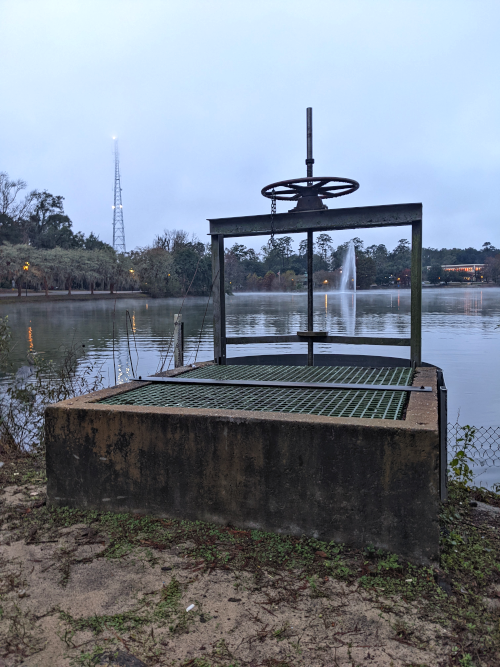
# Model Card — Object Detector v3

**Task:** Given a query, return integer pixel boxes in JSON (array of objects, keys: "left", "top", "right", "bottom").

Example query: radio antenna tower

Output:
[{"left": 112, "top": 138, "right": 126, "bottom": 253}]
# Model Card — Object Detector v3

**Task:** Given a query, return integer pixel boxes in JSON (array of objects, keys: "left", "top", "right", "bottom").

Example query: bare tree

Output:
[
  {"left": 316, "top": 233, "right": 333, "bottom": 263},
  {"left": 0, "top": 173, "right": 27, "bottom": 215},
  {"left": 154, "top": 229, "right": 190, "bottom": 253},
  {"left": 0, "top": 172, "right": 38, "bottom": 240},
  {"left": 299, "top": 238, "right": 315, "bottom": 256}
]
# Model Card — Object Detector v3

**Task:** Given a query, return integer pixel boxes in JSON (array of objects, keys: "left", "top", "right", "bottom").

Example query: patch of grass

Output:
[
  {"left": 458, "top": 654, "right": 475, "bottom": 667},
  {"left": 59, "top": 575, "right": 194, "bottom": 649},
  {"left": 358, "top": 562, "right": 443, "bottom": 602},
  {"left": 4, "top": 454, "right": 500, "bottom": 666},
  {"left": 272, "top": 620, "right": 291, "bottom": 641},
  {"left": 154, "top": 577, "right": 182, "bottom": 622},
  {"left": 376, "top": 553, "right": 401, "bottom": 572},
  {"left": 441, "top": 526, "right": 499, "bottom": 585},
  {"left": 60, "top": 609, "right": 149, "bottom": 636},
  {"left": 20, "top": 469, "right": 47, "bottom": 485},
  {"left": 210, "top": 638, "right": 233, "bottom": 660},
  {"left": 69, "top": 645, "right": 106, "bottom": 667}
]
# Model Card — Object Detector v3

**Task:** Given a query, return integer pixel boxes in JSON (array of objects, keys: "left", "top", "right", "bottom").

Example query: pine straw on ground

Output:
[{"left": 0, "top": 454, "right": 499, "bottom": 667}]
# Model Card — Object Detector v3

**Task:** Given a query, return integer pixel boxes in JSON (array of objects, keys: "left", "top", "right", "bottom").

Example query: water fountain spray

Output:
[{"left": 340, "top": 240, "right": 357, "bottom": 292}]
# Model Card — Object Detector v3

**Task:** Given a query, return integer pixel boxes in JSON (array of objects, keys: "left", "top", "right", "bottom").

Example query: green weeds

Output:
[
  {"left": 60, "top": 609, "right": 148, "bottom": 636},
  {"left": 3, "top": 454, "right": 500, "bottom": 665},
  {"left": 69, "top": 646, "right": 106, "bottom": 667},
  {"left": 273, "top": 621, "right": 291, "bottom": 641},
  {"left": 154, "top": 577, "right": 183, "bottom": 623},
  {"left": 449, "top": 424, "right": 478, "bottom": 488},
  {"left": 58, "top": 575, "right": 194, "bottom": 649}
]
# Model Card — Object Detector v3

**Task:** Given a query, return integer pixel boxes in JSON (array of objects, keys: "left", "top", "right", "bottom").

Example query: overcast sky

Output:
[{"left": 1, "top": 0, "right": 499, "bottom": 254}]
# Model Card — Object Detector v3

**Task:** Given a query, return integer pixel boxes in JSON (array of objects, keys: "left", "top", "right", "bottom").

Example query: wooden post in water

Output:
[{"left": 174, "top": 314, "right": 184, "bottom": 368}]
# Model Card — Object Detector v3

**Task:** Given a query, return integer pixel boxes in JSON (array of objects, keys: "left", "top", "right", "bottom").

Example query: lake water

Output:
[{"left": 2, "top": 287, "right": 500, "bottom": 481}]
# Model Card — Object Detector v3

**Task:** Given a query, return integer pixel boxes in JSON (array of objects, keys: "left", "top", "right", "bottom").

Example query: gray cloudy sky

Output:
[{"left": 1, "top": 0, "right": 499, "bottom": 253}]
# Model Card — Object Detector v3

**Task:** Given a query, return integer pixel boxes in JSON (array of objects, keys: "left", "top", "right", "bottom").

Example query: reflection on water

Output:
[
  {"left": 1, "top": 288, "right": 500, "bottom": 430},
  {"left": 339, "top": 293, "right": 356, "bottom": 337}
]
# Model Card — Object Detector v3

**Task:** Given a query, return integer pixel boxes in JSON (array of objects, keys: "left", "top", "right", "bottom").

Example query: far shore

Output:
[
  {"left": 1, "top": 281, "right": 496, "bottom": 306},
  {"left": 0, "top": 290, "right": 148, "bottom": 305}
]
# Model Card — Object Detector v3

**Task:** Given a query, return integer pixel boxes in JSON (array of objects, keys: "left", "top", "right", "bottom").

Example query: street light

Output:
[{"left": 23, "top": 262, "right": 29, "bottom": 297}]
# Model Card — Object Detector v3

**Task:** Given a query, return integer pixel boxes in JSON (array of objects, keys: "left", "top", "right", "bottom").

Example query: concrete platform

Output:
[{"left": 45, "top": 364, "right": 440, "bottom": 564}]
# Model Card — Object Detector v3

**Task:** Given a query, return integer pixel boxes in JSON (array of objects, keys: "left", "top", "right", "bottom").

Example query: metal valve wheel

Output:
[{"left": 261, "top": 176, "right": 359, "bottom": 212}]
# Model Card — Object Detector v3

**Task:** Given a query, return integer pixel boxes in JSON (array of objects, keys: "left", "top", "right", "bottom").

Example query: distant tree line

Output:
[
  {"left": 0, "top": 172, "right": 111, "bottom": 251},
  {"left": 0, "top": 173, "right": 212, "bottom": 297},
  {"left": 0, "top": 231, "right": 212, "bottom": 298},
  {"left": 134, "top": 229, "right": 212, "bottom": 297},
  {"left": 225, "top": 236, "right": 412, "bottom": 291},
  {"left": 225, "top": 235, "right": 500, "bottom": 291},
  {"left": 2, "top": 171, "right": 499, "bottom": 295}
]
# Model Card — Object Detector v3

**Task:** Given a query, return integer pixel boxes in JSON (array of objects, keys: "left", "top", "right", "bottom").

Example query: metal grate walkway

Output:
[{"left": 99, "top": 365, "right": 413, "bottom": 420}]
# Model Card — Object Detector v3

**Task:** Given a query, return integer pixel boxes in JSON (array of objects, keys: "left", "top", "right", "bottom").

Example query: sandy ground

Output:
[{"left": 0, "top": 481, "right": 458, "bottom": 667}]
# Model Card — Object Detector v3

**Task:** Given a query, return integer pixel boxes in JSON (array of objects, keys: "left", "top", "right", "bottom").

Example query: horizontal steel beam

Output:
[
  {"left": 208, "top": 203, "right": 422, "bottom": 238},
  {"left": 226, "top": 335, "right": 411, "bottom": 346},
  {"left": 134, "top": 376, "right": 431, "bottom": 393}
]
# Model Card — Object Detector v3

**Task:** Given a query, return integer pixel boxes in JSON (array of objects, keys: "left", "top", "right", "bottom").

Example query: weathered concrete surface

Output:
[{"left": 45, "top": 366, "right": 440, "bottom": 563}]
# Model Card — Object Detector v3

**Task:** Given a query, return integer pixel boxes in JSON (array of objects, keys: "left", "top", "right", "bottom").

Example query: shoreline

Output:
[
  {"left": 229, "top": 283, "right": 497, "bottom": 295},
  {"left": 0, "top": 291, "right": 148, "bottom": 305},
  {"left": 1, "top": 282, "right": 495, "bottom": 305}
]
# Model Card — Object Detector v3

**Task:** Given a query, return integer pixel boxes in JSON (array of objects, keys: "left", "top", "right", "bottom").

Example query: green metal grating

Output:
[
  {"left": 181, "top": 364, "right": 413, "bottom": 386},
  {"left": 99, "top": 365, "right": 413, "bottom": 420}
]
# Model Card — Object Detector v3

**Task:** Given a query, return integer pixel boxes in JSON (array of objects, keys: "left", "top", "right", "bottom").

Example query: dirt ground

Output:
[{"left": 1, "top": 456, "right": 499, "bottom": 667}]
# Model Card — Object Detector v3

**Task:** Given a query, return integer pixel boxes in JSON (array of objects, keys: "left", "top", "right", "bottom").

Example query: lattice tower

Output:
[{"left": 112, "top": 138, "right": 126, "bottom": 253}]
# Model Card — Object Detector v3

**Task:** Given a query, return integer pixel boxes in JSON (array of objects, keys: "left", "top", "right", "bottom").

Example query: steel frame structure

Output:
[
  {"left": 210, "top": 108, "right": 422, "bottom": 368},
  {"left": 209, "top": 201, "right": 423, "bottom": 367}
]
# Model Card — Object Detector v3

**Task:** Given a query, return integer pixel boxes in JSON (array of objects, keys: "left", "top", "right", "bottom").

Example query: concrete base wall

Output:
[{"left": 45, "top": 367, "right": 440, "bottom": 564}]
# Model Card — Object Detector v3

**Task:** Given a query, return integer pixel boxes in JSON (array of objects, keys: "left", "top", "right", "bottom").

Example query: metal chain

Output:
[{"left": 270, "top": 188, "right": 276, "bottom": 246}]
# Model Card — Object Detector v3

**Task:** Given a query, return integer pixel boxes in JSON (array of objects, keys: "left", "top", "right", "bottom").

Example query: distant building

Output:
[{"left": 426, "top": 264, "right": 485, "bottom": 281}]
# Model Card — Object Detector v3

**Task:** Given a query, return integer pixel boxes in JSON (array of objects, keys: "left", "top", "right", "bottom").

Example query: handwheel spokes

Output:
[
  {"left": 276, "top": 183, "right": 348, "bottom": 196},
  {"left": 261, "top": 176, "right": 359, "bottom": 210}
]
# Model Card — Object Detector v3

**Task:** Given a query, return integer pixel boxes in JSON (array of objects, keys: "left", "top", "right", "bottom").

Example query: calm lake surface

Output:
[{"left": 2, "top": 287, "right": 499, "bottom": 429}]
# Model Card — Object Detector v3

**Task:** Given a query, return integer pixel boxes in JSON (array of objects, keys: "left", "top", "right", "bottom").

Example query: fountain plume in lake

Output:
[
  {"left": 340, "top": 240, "right": 356, "bottom": 292},
  {"left": 340, "top": 292, "right": 356, "bottom": 337}
]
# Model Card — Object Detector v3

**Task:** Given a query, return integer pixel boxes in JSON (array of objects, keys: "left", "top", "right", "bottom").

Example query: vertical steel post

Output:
[
  {"left": 306, "top": 108, "right": 313, "bottom": 178},
  {"left": 411, "top": 219, "right": 422, "bottom": 367},
  {"left": 437, "top": 369, "right": 448, "bottom": 501},
  {"left": 211, "top": 234, "right": 226, "bottom": 365},
  {"left": 173, "top": 314, "right": 184, "bottom": 368},
  {"left": 306, "top": 108, "right": 314, "bottom": 365},
  {"left": 307, "top": 229, "right": 314, "bottom": 366}
]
